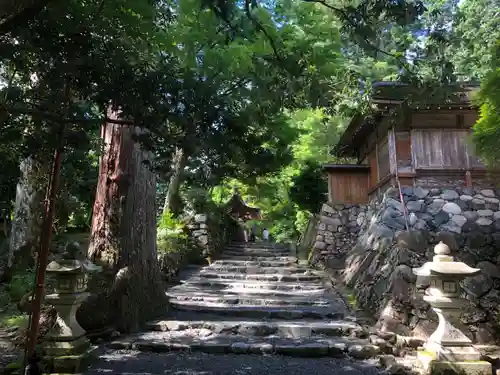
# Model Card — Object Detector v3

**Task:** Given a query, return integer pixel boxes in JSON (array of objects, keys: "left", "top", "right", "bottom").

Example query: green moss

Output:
[
  {"left": 0, "top": 269, "right": 34, "bottom": 329},
  {"left": 5, "top": 361, "right": 22, "bottom": 370},
  {"left": 418, "top": 348, "right": 438, "bottom": 360},
  {"left": 342, "top": 287, "right": 357, "bottom": 308},
  {"left": 0, "top": 314, "right": 28, "bottom": 329}
]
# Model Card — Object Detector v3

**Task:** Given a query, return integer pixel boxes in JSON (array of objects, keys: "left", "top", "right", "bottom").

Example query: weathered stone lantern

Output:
[
  {"left": 413, "top": 242, "right": 491, "bottom": 375},
  {"left": 43, "top": 242, "right": 101, "bottom": 372}
]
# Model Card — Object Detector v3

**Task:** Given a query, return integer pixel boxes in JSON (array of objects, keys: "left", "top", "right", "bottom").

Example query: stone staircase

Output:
[{"left": 108, "top": 242, "right": 395, "bottom": 360}]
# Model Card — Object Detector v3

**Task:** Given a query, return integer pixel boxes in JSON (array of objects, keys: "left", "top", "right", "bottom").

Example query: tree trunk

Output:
[
  {"left": 162, "top": 146, "right": 187, "bottom": 216},
  {"left": 81, "top": 117, "right": 167, "bottom": 333},
  {"left": 7, "top": 157, "right": 47, "bottom": 273}
]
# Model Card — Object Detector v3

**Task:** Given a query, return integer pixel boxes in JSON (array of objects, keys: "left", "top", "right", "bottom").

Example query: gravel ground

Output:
[{"left": 85, "top": 349, "right": 388, "bottom": 375}]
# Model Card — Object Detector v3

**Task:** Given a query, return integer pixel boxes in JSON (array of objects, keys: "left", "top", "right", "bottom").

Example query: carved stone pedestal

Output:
[
  {"left": 42, "top": 346, "right": 98, "bottom": 374},
  {"left": 42, "top": 253, "right": 100, "bottom": 374},
  {"left": 413, "top": 242, "right": 492, "bottom": 375}
]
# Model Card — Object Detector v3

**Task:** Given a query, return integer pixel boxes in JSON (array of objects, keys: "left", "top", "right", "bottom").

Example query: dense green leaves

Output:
[
  {"left": 0, "top": 0, "right": 498, "bottom": 243},
  {"left": 289, "top": 161, "right": 327, "bottom": 213},
  {"left": 471, "top": 42, "right": 500, "bottom": 166}
]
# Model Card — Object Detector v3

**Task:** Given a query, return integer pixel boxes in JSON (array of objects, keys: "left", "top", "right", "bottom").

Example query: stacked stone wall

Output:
[
  {"left": 312, "top": 186, "right": 500, "bottom": 344},
  {"left": 189, "top": 214, "right": 209, "bottom": 250},
  {"left": 310, "top": 203, "right": 368, "bottom": 269}
]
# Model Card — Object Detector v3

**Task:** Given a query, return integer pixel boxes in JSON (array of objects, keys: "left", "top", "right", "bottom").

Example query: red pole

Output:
[{"left": 25, "top": 148, "right": 63, "bottom": 359}]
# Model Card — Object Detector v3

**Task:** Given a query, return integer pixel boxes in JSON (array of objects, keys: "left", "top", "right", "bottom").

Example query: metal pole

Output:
[{"left": 24, "top": 148, "right": 63, "bottom": 360}]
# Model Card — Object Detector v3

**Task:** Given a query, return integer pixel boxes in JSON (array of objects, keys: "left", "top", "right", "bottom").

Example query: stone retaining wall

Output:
[
  {"left": 310, "top": 203, "right": 368, "bottom": 269},
  {"left": 313, "top": 186, "right": 500, "bottom": 344},
  {"left": 189, "top": 214, "right": 209, "bottom": 251},
  {"left": 189, "top": 211, "right": 238, "bottom": 259}
]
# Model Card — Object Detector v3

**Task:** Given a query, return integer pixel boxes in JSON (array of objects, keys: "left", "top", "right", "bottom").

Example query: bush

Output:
[
  {"left": 7, "top": 270, "right": 34, "bottom": 302},
  {"left": 156, "top": 210, "right": 205, "bottom": 276},
  {"left": 157, "top": 210, "right": 189, "bottom": 254},
  {"left": 289, "top": 161, "right": 327, "bottom": 214},
  {"left": 0, "top": 269, "right": 34, "bottom": 331}
]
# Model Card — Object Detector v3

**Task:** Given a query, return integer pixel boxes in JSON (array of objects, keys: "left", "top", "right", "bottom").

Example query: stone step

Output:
[
  {"left": 146, "top": 318, "right": 362, "bottom": 338},
  {"left": 218, "top": 255, "right": 296, "bottom": 261},
  {"left": 202, "top": 265, "right": 312, "bottom": 275},
  {"left": 229, "top": 242, "right": 289, "bottom": 249},
  {"left": 197, "top": 272, "right": 323, "bottom": 282},
  {"left": 225, "top": 247, "right": 290, "bottom": 252},
  {"left": 167, "top": 289, "right": 335, "bottom": 306},
  {"left": 212, "top": 259, "right": 298, "bottom": 267},
  {"left": 169, "top": 300, "right": 346, "bottom": 319},
  {"left": 222, "top": 254, "right": 290, "bottom": 259},
  {"left": 108, "top": 331, "right": 379, "bottom": 358},
  {"left": 169, "top": 283, "right": 328, "bottom": 296},
  {"left": 180, "top": 278, "right": 327, "bottom": 292}
]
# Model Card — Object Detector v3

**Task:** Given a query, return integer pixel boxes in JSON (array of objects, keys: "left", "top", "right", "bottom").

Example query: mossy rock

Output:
[{"left": 1, "top": 360, "right": 23, "bottom": 375}]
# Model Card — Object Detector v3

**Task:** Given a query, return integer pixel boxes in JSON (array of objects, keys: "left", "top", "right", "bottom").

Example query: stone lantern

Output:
[
  {"left": 42, "top": 242, "right": 101, "bottom": 372},
  {"left": 413, "top": 242, "right": 491, "bottom": 375}
]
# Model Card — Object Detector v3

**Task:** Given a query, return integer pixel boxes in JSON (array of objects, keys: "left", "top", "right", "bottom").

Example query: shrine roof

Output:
[
  {"left": 332, "top": 82, "right": 479, "bottom": 158},
  {"left": 224, "top": 193, "right": 261, "bottom": 220}
]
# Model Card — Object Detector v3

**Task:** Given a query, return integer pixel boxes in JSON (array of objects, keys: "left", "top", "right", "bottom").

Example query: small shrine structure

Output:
[
  {"left": 223, "top": 189, "right": 261, "bottom": 242},
  {"left": 324, "top": 82, "right": 491, "bottom": 204},
  {"left": 224, "top": 189, "right": 261, "bottom": 221}
]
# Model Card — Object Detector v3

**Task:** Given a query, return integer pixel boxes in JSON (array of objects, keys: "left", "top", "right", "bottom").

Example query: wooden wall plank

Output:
[
  {"left": 411, "top": 129, "right": 486, "bottom": 170},
  {"left": 463, "top": 112, "right": 478, "bottom": 128},
  {"left": 441, "top": 130, "right": 468, "bottom": 167},
  {"left": 465, "top": 133, "right": 486, "bottom": 169},
  {"left": 398, "top": 177, "right": 414, "bottom": 187},
  {"left": 411, "top": 113, "right": 459, "bottom": 128},
  {"left": 395, "top": 131, "right": 412, "bottom": 171},
  {"left": 369, "top": 150, "right": 378, "bottom": 188},
  {"left": 377, "top": 138, "right": 390, "bottom": 179},
  {"left": 388, "top": 129, "right": 397, "bottom": 174},
  {"left": 329, "top": 173, "right": 369, "bottom": 204}
]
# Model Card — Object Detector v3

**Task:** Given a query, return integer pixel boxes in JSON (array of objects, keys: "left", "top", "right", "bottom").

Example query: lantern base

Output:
[
  {"left": 43, "top": 334, "right": 90, "bottom": 356},
  {"left": 42, "top": 345, "right": 98, "bottom": 374},
  {"left": 424, "top": 342, "right": 482, "bottom": 362},
  {"left": 417, "top": 349, "right": 492, "bottom": 375}
]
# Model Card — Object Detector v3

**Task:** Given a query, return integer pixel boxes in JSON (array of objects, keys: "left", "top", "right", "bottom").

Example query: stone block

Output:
[
  {"left": 194, "top": 214, "right": 207, "bottom": 223},
  {"left": 313, "top": 241, "right": 326, "bottom": 250},
  {"left": 197, "top": 235, "right": 208, "bottom": 245},
  {"left": 42, "top": 345, "right": 98, "bottom": 374},
  {"left": 319, "top": 215, "right": 342, "bottom": 228},
  {"left": 417, "top": 347, "right": 492, "bottom": 375},
  {"left": 426, "top": 360, "right": 491, "bottom": 375},
  {"left": 443, "top": 202, "right": 462, "bottom": 215},
  {"left": 321, "top": 203, "right": 335, "bottom": 214}
]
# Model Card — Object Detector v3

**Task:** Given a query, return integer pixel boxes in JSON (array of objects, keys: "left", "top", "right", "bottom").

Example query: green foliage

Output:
[
  {"left": 6, "top": 269, "right": 34, "bottom": 301},
  {"left": 472, "top": 42, "right": 500, "bottom": 166},
  {"left": 451, "top": 0, "right": 500, "bottom": 81},
  {"left": 157, "top": 210, "right": 189, "bottom": 255},
  {"left": 0, "top": 0, "right": 497, "bottom": 257},
  {"left": 290, "top": 162, "right": 327, "bottom": 214},
  {"left": 158, "top": 210, "right": 186, "bottom": 234},
  {"left": 210, "top": 107, "right": 346, "bottom": 241},
  {"left": 182, "top": 188, "right": 212, "bottom": 214},
  {"left": 0, "top": 269, "right": 33, "bottom": 331}
]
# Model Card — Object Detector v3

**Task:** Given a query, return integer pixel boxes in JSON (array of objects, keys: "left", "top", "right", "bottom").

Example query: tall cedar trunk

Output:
[
  {"left": 8, "top": 156, "right": 46, "bottom": 273},
  {"left": 162, "top": 146, "right": 187, "bottom": 216},
  {"left": 84, "top": 118, "right": 167, "bottom": 333}
]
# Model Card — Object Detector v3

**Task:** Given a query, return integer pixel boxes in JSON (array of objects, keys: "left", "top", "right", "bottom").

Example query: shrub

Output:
[
  {"left": 7, "top": 270, "right": 34, "bottom": 301},
  {"left": 157, "top": 210, "right": 188, "bottom": 254}
]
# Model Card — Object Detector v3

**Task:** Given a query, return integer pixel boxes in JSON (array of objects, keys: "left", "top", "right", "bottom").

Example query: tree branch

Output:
[
  {"left": 302, "top": 0, "right": 413, "bottom": 72},
  {"left": 0, "top": 0, "right": 52, "bottom": 35}
]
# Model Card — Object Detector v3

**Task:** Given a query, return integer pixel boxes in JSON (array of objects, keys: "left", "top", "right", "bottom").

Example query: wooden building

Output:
[
  {"left": 325, "top": 82, "right": 492, "bottom": 204},
  {"left": 224, "top": 190, "right": 261, "bottom": 221}
]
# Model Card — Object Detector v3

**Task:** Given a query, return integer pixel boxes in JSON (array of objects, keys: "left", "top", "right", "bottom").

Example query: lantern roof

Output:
[{"left": 46, "top": 259, "right": 101, "bottom": 274}]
